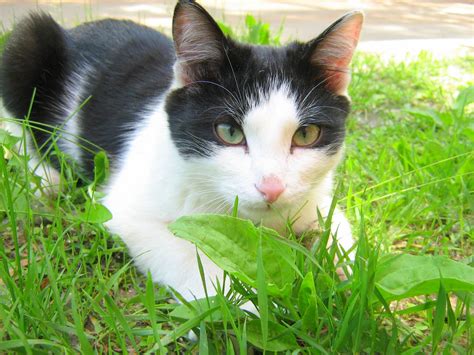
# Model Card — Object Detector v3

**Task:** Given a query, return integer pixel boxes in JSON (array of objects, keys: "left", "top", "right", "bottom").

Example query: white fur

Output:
[
  {"left": 57, "top": 68, "right": 91, "bottom": 164},
  {"left": 104, "top": 82, "right": 354, "bottom": 301}
]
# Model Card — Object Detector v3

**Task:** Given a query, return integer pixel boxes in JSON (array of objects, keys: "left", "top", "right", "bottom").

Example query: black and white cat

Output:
[{"left": 1, "top": 1, "right": 363, "bottom": 301}]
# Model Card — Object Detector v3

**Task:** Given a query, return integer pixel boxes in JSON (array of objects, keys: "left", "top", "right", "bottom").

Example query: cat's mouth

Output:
[
  {"left": 242, "top": 199, "right": 290, "bottom": 213},
  {"left": 239, "top": 192, "right": 309, "bottom": 215}
]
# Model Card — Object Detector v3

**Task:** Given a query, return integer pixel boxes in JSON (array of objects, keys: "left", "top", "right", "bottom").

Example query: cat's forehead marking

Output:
[{"left": 243, "top": 84, "right": 299, "bottom": 154}]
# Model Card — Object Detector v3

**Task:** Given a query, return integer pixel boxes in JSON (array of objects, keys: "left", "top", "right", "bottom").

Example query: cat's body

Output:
[{"left": 1, "top": 1, "right": 363, "bottom": 301}]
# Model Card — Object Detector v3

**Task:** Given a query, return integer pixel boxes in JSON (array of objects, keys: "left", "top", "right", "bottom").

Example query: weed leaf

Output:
[
  {"left": 298, "top": 271, "right": 317, "bottom": 331},
  {"left": 246, "top": 319, "right": 298, "bottom": 351},
  {"left": 80, "top": 200, "right": 112, "bottom": 224},
  {"left": 169, "top": 214, "right": 295, "bottom": 295},
  {"left": 93, "top": 151, "right": 109, "bottom": 185},
  {"left": 375, "top": 254, "right": 474, "bottom": 301},
  {"left": 453, "top": 85, "right": 474, "bottom": 118}
]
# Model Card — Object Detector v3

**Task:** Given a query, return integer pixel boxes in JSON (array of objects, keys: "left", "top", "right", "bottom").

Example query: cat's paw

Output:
[{"left": 187, "top": 329, "right": 198, "bottom": 343}]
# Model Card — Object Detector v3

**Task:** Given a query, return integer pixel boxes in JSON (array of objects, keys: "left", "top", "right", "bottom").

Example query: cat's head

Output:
[{"left": 165, "top": 0, "right": 363, "bottom": 217}]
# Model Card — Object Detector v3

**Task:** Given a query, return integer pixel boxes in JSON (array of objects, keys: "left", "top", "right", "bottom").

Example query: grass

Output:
[{"left": 0, "top": 16, "right": 473, "bottom": 353}]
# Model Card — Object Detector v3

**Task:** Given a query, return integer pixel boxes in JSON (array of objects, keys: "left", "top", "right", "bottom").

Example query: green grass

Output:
[{"left": 0, "top": 17, "right": 473, "bottom": 353}]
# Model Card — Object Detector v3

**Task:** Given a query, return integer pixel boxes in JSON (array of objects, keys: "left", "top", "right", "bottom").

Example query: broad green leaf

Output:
[
  {"left": 453, "top": 85, "right": 474, "bottom": 118},
  {"left": 0, "top": 181, "right": 28, "bottom": 216},
  {"left": 405, "top": 108, "right": 444, "bottom": 126},
  {"left": 80, "top": 200, "right": 112, "bottom": 224},
  {"left": 256, "top": 234, "right": 269, "bottom": 347},
  {"left": 144, "top": 273, "right": 162, "bottom": 346},
  {"left": 432, "top": 283, "right": 447, "bottom": 351},
  {"left": 375, "top": 254, "right": 474, "bottom": 301},
  {"left": 217, "top": 21, "right": 233, "bottom": 37},
  {"left": 199, "top": 321, "right": 209, "bottom": 355},
  {"left": 169, "top": 296, "right": 244, "bottom": 322},
  {"left": 0, "top": 128, "right": 21, "bottom": 147},
  {"left": 170, "top": 297, "right": 219, "bottom": 321},
  {"left": 245, "top": 15, "right": 257, "bottom": 28},
  {"left": 93, "top": 151, "right": 109, "bottom": 185},
  {"left": 298, "top": 272, "right": 318, "bottom": 331},
  {"left": 169, "top": 214, "right": 295, "bottom": 295},
  {"left": 298, "top": 272, "right": 316, "bottom": 314},
  {"left": 158, "top": 308, "right": 218, "bottom": 348},
  {"left": 246, "top": 319, "right": 298, "bottom": 351},
  {"left": 0, "top": 339, "right": 67, "bottom": 351},
  {"left": 71, "top": 280, "right": 94, "bottom": 354}
]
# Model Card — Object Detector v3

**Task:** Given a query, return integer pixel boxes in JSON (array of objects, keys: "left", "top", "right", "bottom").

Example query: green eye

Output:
[
  {"left": 292, "top": 124, "right": 321, "bottom": 147},
  {"left": 215, "top": 122, "right": 245, "bottom": 145}
]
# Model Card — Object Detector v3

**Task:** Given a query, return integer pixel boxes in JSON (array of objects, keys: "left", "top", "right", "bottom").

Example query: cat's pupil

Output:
[
  {"left": 301, "top": 127, "right": 307, "bottom": 138},
  {"left": 215, "top": 121, "right": 244, "bottom": 145}
]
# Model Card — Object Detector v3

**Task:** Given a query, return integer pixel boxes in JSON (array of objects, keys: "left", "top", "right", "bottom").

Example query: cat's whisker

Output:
[
  {"left": 223, "top": 100, "right": 245, "bottom": 122},
  {"left": 190, "top": 194, "right": 229, "bottom": 213},
  {"left": 189, "top": 80, "right": 241, "bottom": 107},
  {"left": 199, "top": 105, "right": 236, "bottom": 117},
  {"left": 181, "top": 176, "right": 221, "bottom": 184},
  {"left": 173, "top": 137, "right": 216, "bottom": 156},
  {"left": 299, "top": 73, "right": 336, "bottom": 109},
  {"left": 210, "top": 196, "right": 233, "bottom": 212},
  {"left": 312, "top": 106, "right": 349, "bottom": 115}
]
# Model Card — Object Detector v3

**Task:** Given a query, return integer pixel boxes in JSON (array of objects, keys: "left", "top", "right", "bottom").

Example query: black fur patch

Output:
[{"left": 1, "top": 13, "right": 69, "bottom": 155}]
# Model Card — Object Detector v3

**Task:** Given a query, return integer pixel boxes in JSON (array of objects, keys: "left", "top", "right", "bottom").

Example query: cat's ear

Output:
[
  {"left": 172, "top": 0, "right": 227, "bottom": 86},
  {"left": 307, "top": 11, "right": 364, "bottom": 95}
]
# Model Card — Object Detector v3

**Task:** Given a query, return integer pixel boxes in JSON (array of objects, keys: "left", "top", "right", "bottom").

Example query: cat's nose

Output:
[{"left": 255, "top": 175, "right": 285, "bottom": 203}]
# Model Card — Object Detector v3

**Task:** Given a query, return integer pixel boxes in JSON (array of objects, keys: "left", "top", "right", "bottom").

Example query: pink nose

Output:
[{"left": 255, "top": 176, "right": 285, "bottom": 203}]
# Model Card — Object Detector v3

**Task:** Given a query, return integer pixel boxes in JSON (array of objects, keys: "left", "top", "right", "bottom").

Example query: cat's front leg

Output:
[
  {"left": 296, "top": 201, "right": 354, "bottom": 255},
  {"left": 107, "top": 217, "right": 224, "bottom": 301},
  {"left": 295, "top": 201, "right": 355, "bottom": 271},
  {"left": 328, "top": 207, "right": 354, "bottom": 257},
  {"left": 302, "top": 206, "right": 354, "bottom": 281},
  {"left": 329, "top": 209, "right": 355, "bottom": 280}
]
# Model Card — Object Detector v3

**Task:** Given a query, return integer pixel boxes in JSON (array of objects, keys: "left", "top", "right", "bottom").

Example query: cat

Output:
[{"left": 1, "top": 0, "right": 363, "bottom": 302}]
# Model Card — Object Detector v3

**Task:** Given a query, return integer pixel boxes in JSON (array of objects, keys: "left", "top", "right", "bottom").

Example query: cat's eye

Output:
[
  {"left": 215, "top": 121, "right": 245, "bottom": 145},
  {"left": 292, "top": 124, "right": 321, "bottom": 147}
]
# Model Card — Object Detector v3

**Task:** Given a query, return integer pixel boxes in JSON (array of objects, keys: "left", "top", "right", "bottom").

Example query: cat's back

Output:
[
  {"left": 68, "top": 19, "right": 176, "bottom": 170},
  {"left": 68, "top": 19, "right": 174, "bottom": 72},
  {"left": 1, "top": 14, "right": 176, "bottom": 173}
]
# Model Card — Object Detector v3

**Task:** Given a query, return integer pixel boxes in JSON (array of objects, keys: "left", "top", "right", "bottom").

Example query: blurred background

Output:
[{"left": 1, "top": 0, "right": 473, "bottom": 58}]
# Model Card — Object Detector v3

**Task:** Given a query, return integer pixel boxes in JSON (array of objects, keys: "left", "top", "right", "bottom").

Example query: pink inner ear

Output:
[
  {"left": 323, "top": 69, "right": 350, "bottom": 95},
  {"left": 311, "top": 12, "right": 364, "bottom": 94},
  {"left": 172, "top": 3, "right": 226, "bottom": 86}
]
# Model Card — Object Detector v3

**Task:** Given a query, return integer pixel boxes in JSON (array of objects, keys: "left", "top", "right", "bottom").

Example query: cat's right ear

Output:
[
  {"left": 306, "top": 11, "right": 364, "bottom": 96},
  {"left": 172, "top": 0, "right": 227, "bottom": 86}
]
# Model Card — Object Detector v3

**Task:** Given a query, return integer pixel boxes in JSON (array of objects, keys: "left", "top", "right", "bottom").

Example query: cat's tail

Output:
[{"left": 1, "top": 13, "right": 69, "bottom": 120}]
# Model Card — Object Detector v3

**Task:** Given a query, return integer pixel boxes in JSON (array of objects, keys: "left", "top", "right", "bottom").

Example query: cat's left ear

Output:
[
  {"left": 307, "top": 11, "right": 364, "bottom": 96},
  {"left": 172, "top": 0, "right": 227, "bottom": 86}
]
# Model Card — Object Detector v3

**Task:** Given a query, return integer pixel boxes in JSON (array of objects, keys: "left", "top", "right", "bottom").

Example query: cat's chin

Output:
[
  {"left": 238, "top": 200, "right": 291, "bottom": 218},
  {"left": 242, "top": 203, "right": 273, "bottom": 213},
  {"left": 238, "top": 191, "right": 306, "bottom": 212},
  {"left": 237, "top": 204, "right": 289, "bottom": 234}
]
